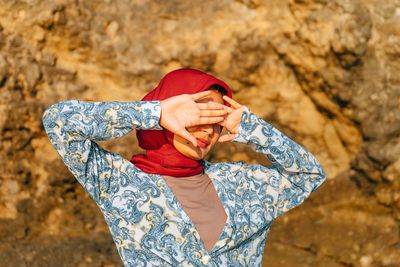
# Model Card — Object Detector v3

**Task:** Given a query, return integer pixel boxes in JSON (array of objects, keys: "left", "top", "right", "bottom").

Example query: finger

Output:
[
  {"left": 192, "top": 91, "right": 212, "bottom": 100},
  {"left": 217, "top": 120, "right": 226, "bottom": 127},
  {"left": 196, "top": 116, "right": 225, "bottom": 125},
  {"left": 175, "top": 128, "right": 198, "bottom": 147},
  {"left": 199, "top": 109, "right": 228, "bottom": 116},
  {"left": 222, "top": 105, "right": 235, "bottom": 113},
  {"left": 214, "top": 104, "right": 234, "bottom": 115},
  {"left": 218, "top": 134, "right": 236, "bottom": 143},
  {"left": 222, "top": 95, "right": 242, "bottom": 109},
  {"left": 197, "top": 102, "right": 226, "bottom": 110}
]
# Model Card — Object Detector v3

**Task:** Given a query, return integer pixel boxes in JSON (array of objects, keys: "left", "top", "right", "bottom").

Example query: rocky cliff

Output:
[{"left": 0, "top": 0, "right": 399, "bottom": 266}]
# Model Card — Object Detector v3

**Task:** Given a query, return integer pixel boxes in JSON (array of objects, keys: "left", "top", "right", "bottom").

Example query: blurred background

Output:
[{"left": 0, "top": 0, "right": 399, "bottom": 266}]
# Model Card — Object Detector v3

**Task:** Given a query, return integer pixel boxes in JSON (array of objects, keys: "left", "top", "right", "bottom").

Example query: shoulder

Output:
[
  {"left": 201, "top": 160, "right": 250, "bottom": 188},
  {"left": 202, "top": 159, "right": 248, "bottom": 173},
  {"left": 203, "top": 159, "right": 281, "bottom": 185}
]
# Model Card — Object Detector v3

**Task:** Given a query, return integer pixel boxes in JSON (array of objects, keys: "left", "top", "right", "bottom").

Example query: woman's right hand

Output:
[{"left": 160, "top": 91, "right": 227, "bottom": 147}]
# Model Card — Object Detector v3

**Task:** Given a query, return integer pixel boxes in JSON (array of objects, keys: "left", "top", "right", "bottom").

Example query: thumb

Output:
[
  {"left": 176, "top": 129, "right": 198, "bottom": 147},
  {"left": 218, "top": 134, "right": 235, "bottom": 143},
  {"left": 217, "top": 119, "right": 226, "bottom": 127}
]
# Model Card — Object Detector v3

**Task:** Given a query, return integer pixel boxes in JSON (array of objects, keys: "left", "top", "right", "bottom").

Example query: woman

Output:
[{"left": 42, "top": 68, "right": 327, "bottom": 267}]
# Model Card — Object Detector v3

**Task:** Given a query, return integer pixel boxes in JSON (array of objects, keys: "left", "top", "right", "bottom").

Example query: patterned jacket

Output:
[{"left": 42, "top": 100, "right": 327, "bottom": 266}]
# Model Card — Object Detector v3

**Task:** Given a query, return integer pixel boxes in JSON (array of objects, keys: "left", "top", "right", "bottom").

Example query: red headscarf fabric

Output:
[{"left": 130, "top": 68, "right": 233, "bottom": 177}]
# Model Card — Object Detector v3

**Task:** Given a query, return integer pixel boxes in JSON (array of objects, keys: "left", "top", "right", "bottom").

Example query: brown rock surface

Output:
[{"left": 0, "top": 0, "right": 399, "bottom": 266}]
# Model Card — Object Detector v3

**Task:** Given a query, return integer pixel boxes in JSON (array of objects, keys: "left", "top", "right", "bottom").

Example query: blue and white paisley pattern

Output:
[{"left": 42, "top": 100, "right": 327, "bottom": 266}]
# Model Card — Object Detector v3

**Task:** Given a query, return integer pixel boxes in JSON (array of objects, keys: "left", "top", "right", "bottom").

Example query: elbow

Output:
[
  {"left": 42, "top": 105, "right": 55, "bottom": 133},
  {"left": 311, "top": 168, "right": 327, "bottom": 193},
  {"left": 318, "top": 163, "right": 327, "bottom": 180},
  {"left": 42, "top": 101, "right": 67, "bottom": 133},
  {"left": 42, "top": 100, "right": 76, "bottom": 121},
  {"left": 42, "top": 103, "right": 59, "bottom": 124}
]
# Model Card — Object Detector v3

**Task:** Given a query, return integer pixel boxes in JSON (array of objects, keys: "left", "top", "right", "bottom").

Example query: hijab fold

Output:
[{"left": 130, "top": 68, "right": 232, "bottom": 177}]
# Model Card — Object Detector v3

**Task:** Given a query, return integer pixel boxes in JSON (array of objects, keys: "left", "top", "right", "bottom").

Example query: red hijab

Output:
[{"left": 130, "top": 68, "right": 233, "bottom": 177}]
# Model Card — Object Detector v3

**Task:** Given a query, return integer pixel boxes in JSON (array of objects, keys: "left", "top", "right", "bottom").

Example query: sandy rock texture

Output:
[{"left": 0, "top": 0, "right": 399, "bottom": 266}]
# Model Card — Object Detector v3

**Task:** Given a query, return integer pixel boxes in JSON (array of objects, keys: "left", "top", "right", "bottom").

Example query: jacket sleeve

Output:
[
  {"left": 42, "top": 99, "right": 162, "bottom": 206},
  {"left": 232, "top": 106, "right": 327, "bottom": 220}
]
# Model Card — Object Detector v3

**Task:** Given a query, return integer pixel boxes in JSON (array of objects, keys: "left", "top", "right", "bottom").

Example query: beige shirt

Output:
[{"left": 162, "top": 172, "right": 228, "bottom": 253}]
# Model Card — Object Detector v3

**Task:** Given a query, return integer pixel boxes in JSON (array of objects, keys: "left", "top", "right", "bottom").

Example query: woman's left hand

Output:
[{"left": 217, "top": 95, "right": 245, "bottom": 143}]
